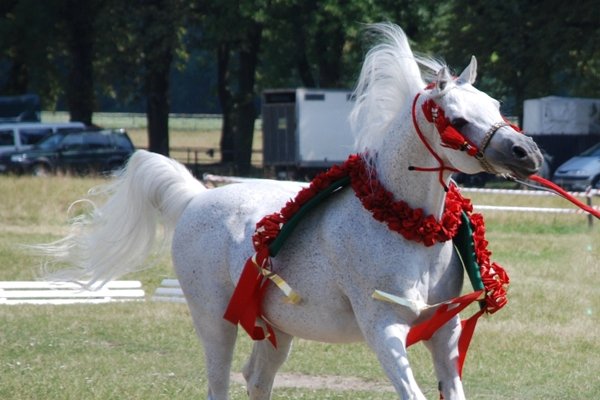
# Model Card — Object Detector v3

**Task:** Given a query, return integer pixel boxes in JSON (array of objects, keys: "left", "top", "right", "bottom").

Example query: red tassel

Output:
[
  {"left": 440, "top": 126, "right": 468, "bottom": 151},
  {"left": 422, "top": 99, "right": 436, "bottom": 122}
]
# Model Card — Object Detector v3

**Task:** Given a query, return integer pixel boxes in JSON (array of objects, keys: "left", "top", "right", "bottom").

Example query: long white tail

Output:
[{"left": 36, "top": 150, "right": 206, "bottom": 286}]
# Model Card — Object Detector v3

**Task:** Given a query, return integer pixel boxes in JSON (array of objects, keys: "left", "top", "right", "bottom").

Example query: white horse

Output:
[{"left": 38, "top": 24, "right": 542, "bottom": 400}]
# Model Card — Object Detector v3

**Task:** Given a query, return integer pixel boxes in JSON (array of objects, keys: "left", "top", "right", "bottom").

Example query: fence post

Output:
[{"left": 586, "top": 187, "right": 593, "bottom": 228}]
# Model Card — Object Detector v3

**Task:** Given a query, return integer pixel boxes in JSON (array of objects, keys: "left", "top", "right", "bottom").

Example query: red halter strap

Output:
[
  {"left": 411, "top": 88, "right": 520, "bottom": 185},
  {"left": 412, "top": 86, "right": 600, "bottom": 221},
  {"left": 410, "top": 92, "right": 459, "bottom": 191}
]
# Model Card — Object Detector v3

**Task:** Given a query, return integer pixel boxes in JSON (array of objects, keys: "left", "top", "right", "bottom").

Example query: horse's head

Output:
[{"left": 421, "top": 56, "right": 543, "bottom": 179}]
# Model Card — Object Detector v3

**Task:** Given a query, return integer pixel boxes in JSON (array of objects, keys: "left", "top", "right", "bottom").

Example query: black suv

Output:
[{"left": 2, "top": 128, "right": 135, "bottom": 176}]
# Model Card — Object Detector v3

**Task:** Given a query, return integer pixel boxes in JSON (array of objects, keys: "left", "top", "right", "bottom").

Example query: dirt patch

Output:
[{"left": 230, "top": 372, "right": 395, "bottom": 392}]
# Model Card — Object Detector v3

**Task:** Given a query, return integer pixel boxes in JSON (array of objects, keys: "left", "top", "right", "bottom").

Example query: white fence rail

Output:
[
  {"left": 461, "top": 187, "right": 599, "bottom": 226},
  {"left": 0, "top": 280, "right": 145, "bottom": 305}
]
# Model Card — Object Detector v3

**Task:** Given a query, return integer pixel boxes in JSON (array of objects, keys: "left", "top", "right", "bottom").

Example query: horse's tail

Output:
[{"left": 35, "top": 150, "right": 206, "bottom": 286}]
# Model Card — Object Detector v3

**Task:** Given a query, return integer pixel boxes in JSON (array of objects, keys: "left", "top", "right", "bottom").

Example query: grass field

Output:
[{"left": 1, "top": 127, "right": 599, "bottom": 399}]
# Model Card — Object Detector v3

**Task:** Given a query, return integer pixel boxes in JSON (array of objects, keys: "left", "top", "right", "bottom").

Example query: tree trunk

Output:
[
  {"left": 218, "top": 22, "right": 262, "bottom": 175},
  {"left": 146, "top": 63, "right": 171, "bottom": 156},
  {"left": 217, "top": 43, "right": 235, "bottom": 164},
  {"left": 64, "top": 0, "right": 95, "bottom": 125},
  {"left": 140, "top": 0, "right": 178, "bottom": 157},
  {"left": 233, "top": 23, "right": 261, "bottom": 175}
]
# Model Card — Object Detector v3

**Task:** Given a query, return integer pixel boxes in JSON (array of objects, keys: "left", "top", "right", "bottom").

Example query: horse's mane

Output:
[{"left": 350, "top": 23, "right": 446, "bottom": 155}]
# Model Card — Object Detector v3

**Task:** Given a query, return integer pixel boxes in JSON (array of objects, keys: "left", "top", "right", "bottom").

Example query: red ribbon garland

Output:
[{"left": 224, "top": 154, "right": 509, "bottom": 377}]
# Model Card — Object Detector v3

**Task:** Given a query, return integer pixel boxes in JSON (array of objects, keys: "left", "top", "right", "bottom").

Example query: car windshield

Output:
[
  {"left": 113, "top": 133, "right": 134, "bottom": 150},
  {"left": 580, "top": 143, "right": 600, "bottom": 157},
  {"left": 36, "top": 133, "right": 65, "bottom": 150}
]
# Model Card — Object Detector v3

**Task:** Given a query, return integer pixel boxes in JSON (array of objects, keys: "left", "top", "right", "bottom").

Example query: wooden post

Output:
[{"left": 586, "top": 187, "right": 593, "bottom": 228}]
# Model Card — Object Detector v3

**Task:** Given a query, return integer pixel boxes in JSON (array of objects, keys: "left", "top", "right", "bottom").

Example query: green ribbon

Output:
[
  {"left": 268, "top": 176, "right": 351, "bottom": 257},
  {"left": 268, "top": 177, "right": 485, "bottom": 295},
  {"left": 453, "top": 211, "right": 484, "bottom": 292}
]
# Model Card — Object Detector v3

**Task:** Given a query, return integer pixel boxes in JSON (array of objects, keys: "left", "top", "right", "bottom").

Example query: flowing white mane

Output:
[{"left": 350, "top": 23, "right": 446, "bottom": 153}]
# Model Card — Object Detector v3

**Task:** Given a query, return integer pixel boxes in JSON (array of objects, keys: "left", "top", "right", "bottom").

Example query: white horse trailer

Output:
[
  {"left": 523, "top": 96, "right": 600, "bottom": 174},
  {"left": 262, "top": 88, "right": 355, "bottom": 178}
]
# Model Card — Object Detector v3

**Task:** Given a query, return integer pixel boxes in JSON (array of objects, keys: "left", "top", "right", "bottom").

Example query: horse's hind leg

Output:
[
  {"left": 187, "top": 301, "right": 238, "bottom": 400},
  {"left": 243, "top": 328, "right": 293, "bottom": 400},
  {"left": 424, "top": 315, "right": 466, "bottom": 400}
]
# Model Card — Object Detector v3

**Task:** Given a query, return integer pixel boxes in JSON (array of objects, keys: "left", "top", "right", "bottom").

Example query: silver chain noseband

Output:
[{"left": 474, "top": 121, "right": 509, "bottom": 174}]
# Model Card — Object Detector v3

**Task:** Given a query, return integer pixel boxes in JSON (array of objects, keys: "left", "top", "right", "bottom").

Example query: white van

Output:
[{"left": 0, "top": 122, "right": 86, "bottom": 154}]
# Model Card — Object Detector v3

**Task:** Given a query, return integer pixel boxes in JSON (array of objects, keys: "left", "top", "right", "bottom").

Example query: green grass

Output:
[{"left": 0, "top": 172, "right": 599, "bottom": 399}]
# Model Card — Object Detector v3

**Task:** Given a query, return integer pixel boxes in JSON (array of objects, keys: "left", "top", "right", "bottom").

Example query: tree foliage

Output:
[
  {"left": 0, "top": 0, "right": 63, "bottom": 105},
  {"left": 433, "top": 0, "right": 600, "bottom": 121},
  {"left": 0, "top": 0, "right": 598, "bottom": 170}
]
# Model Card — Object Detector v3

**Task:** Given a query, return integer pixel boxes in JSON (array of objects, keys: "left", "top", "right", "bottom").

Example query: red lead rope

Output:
[{"left": 528, "top": 175, "right": 600, "bottom": 219}]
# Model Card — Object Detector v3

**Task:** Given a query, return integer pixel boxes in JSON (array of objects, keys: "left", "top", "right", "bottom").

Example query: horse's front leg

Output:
[
  {"left": 424, "top": 315, "right": 466, "bottom": 400},
  {"left": 243, "top": 327, "right": 293, "bottom": 400},
  {"left": 355, "top": 306, "right": 427, "bottom": 400}
]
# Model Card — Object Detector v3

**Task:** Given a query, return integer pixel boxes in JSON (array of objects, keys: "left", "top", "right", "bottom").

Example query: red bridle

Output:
[
  {"left": 411, "top": 86, "right": 600, "bottom": 219},
  {"left": 410, "top": 88, "right": 519, "bottom": 190}
]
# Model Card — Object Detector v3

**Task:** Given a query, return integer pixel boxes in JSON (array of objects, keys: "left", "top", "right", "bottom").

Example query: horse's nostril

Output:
[{"left": 512, "top": 145, "right": 528, "bottom": 159}]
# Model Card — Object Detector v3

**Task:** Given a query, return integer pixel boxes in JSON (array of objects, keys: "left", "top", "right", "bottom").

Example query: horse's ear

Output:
[
  {"left": 435, "top": 67, "right": 452, "bottom": 92},
  {"left": 458, "top": 56, "right": 477, "bottom": 85}
]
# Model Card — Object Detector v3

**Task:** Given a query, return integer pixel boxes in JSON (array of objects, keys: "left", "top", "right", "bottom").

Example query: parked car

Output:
[
  {"left": 0, "top": 122, "right": 86, "bottom": 155},
  {"left": 1, "top": 128, "right": 135, "bottom": 176},
  {"left": 552, "top": 142, "right": 600, "bottom": 191}
]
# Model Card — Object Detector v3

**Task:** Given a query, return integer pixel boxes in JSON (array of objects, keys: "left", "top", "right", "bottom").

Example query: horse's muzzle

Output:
[{"left": 487, "top": 132, "right": 543, "bottom": 178}]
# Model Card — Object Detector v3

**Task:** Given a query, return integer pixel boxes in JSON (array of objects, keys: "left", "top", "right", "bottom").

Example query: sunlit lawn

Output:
[{"left": 0, "top": 128, "right": 598, "bottom": 398}]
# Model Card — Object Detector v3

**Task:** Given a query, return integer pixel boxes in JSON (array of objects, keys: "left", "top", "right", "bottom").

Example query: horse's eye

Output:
[{"left": 451, "top": 118, "right": 468, "bottom": 130}]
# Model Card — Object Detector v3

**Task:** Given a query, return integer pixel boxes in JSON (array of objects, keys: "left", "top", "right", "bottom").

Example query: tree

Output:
[
  {"left": 60, "top": 0, "right": 102, "bottom": 125},
  {"left": 2, "top": 0, "right": 598, "bottom": 164},
  {"left": 97, "top": 0, "right": 189, "bottom": 156},
  {"left": 0, "top": 0, "right": 63, "bottom": 106},
  {"left": 137, "top": 0, "right": 182, "bottom": 156},
  {"left": 194, "top": 0, "right": 438, "bottom": 174},
  {"left": 436, "top": 0, "right": 600, "bottom": 122},
  {"left": 192, "top": 1, "right": 267, "bottom": 175},
  {"left": 260, "top": 0, "right": 383, "bottom": 89}
]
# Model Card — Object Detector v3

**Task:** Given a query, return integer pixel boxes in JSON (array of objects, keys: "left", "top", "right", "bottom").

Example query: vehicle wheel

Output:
[
  {"left": 32, "top": 163, "right": 50, "bottom": 177},
  {"left": 592, "top": 175, "right": 600, "bottom": 189}
]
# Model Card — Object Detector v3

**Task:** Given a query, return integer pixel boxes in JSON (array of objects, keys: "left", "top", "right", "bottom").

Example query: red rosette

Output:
[
  {"left": 419, "top": 215, "right": 442, "bottom": 246},
  {"left": 482, "top": 261, "right": 509, "bottom": 313},
  {"left": 253, "top": 213, "right": 285, "bottom": 249}
]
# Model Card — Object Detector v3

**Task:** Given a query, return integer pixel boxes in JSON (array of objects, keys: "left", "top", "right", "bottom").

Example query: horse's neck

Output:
[{"left": 374, "top": 112, "right": 450, "bottom": 219}]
